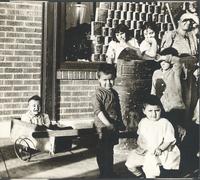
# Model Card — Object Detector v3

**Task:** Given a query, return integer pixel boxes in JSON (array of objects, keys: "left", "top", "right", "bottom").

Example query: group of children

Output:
[
  {"left": 106, "top": 22, "right": 158, "bottom": 64},
  {"left": 93, "top": 63, "right": 183, "bottom": 178},
  {"left": 22, "top": 58, "right": 197, "bottom": 178},
  {"left": 19, "top": 9, "right": 199, "bottom": 179},
  {"left": 93, "top": 10, "right": 199, "bottom": 179}
]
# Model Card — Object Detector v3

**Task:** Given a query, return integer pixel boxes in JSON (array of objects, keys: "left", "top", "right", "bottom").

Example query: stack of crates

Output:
[{"left": 90, "top": 2, "right": 173, "bottom": 62}]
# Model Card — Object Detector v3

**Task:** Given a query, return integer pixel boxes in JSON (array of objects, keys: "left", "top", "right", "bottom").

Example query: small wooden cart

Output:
[{"left": 10, "top": 118, "right": 95, "bottom": 162}]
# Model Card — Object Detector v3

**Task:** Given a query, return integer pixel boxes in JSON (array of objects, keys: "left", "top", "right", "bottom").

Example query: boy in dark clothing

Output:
[{"left": 92, "top": 63, "right": 125, "bottom": 178}]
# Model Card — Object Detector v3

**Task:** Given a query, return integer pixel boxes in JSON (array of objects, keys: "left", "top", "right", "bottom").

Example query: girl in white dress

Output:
[
  {"left": 106, "top": 24, "right": 139, "bottom": 64},
  {"left": 125, "top": 94, "right": 180, "bottom": 178}
]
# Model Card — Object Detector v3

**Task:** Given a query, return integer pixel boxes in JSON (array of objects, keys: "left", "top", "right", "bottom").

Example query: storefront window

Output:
[
  {"left": 65, "top": 2, "right": 95, "bottom": 62},
  {"left": 59, "top": 1, "right": 198, "bottom": 66}
]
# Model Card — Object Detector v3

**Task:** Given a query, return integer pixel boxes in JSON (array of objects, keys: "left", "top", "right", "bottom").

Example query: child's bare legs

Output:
[
  {"left": 125, "top": 149, "right": 144, "bottom": 177},
  {"left": 143, "top": 167, "right": 159, "bottom": 178},
  {"left": 144, "top": 174, "right": 156, "bottom": 178},
  {"left": 49, "top": 137, "right": 55, "bottom": 155},
  {"left": 126, "top": 166, "right": 143, "bottom": 177}
]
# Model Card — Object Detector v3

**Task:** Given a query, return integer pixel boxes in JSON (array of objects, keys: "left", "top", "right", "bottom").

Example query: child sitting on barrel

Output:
[{"left": 106, "top": 23, "right": 139, "bottom": 64}]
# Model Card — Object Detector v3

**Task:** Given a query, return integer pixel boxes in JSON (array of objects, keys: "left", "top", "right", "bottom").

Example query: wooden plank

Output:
[
  {"left": 78, "top": 128, "right": 96, "bottom": 136},
  {"left": 32, "top": 129, "right": 78, "bottom": 138}
]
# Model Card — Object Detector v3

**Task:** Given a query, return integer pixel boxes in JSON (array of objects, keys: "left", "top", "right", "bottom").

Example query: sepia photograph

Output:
[{"left": 0, "top": 1, "right": 199, "bottom": 179}]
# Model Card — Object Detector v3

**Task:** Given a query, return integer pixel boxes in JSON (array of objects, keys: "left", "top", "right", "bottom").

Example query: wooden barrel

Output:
[{"left": 115, "top": 59, "right": 159, "bottom": 132}]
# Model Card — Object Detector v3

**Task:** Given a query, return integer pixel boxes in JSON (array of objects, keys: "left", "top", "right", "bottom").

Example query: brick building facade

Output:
[
  {"left": 0, "top": 1, "right": 196, "bottom": 134},
  {"left": 0, "top": 2, "right": 42, "bottom": 122},
  {"left": 57, "top": 70, "right": 98, "bottom": 121},
  {"left": 0, "top": 2, "right": 98, "bottom": 127}
]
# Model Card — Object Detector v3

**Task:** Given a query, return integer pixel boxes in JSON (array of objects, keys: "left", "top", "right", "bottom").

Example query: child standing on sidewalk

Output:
[
  {"left": 92, "top": 63, "right": 125, "bottom": 178},
  {"left": 125, "top": 94, "right": 180, "bottom": 178}
]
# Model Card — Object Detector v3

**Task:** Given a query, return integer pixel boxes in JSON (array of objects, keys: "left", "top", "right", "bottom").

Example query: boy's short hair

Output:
[
  {"left": 28, "top": 95, "right": 41, "bottom": 104},
  {"left": 142, "top": 94, "right": 164, "bottom": 110},
  {"left": 158, "top": 47, "right": 179, "bottom": 63},
  {"left": 97, "top": 63, "right": 116, "bottom": 79}
]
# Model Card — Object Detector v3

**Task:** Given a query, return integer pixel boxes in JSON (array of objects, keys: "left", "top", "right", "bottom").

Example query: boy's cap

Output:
[
  {"left": 155, "top": 47, "right": 179, "bottom": 62},
  {"left": 180, "top": 13, "right": 199, "bottom": 24}
]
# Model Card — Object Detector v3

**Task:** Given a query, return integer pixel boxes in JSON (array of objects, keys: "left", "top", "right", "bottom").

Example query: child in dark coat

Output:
[{"left": 92, "top": 63, "right": 125, "bottom": 178}]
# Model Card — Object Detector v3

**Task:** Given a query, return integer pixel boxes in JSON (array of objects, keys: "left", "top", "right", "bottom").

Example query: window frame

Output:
[{"left": 41, "top": 2, "right": 102, "bottom": 121}]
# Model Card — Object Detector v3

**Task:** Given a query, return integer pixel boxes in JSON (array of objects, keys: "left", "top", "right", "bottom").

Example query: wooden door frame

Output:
[{"left": 41, "top": 2, "right": 65, "bottom": 121}]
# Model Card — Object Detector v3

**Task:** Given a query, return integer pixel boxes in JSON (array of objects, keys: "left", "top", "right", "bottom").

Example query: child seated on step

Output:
[{"left": 125, "top": 94, "right": 180, "bottom": 178}]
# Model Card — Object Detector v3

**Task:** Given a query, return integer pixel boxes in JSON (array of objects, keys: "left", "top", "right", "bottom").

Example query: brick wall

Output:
[
  {"left": 57, "top": 70, "right": 99, "bottom": 121},
  {"left": 0, "top": 2, "right": 43, "bottom": 121}
]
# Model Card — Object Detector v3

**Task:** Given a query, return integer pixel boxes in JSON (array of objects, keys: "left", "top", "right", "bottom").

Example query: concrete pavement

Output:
[
  {"left": 0, "top": 138, "right": 132, "bottom": 179},
  {"left": 0, "top": 137, "right": 199, "bottom": 179}
]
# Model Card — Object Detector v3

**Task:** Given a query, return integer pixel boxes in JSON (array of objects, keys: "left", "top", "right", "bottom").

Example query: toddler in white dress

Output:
[{"left": 125, "top": 94, "right": 180, "bottom": 178}]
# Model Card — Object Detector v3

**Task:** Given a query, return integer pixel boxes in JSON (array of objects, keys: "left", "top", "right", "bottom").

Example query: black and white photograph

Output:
[{"left": 0, "top": 1, "right": 199, "bottom": 179}]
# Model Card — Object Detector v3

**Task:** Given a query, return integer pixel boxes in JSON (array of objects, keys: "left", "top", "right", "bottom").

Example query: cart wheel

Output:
[{"left": 14, "top": 137, "right": 32, "bottom": 162}]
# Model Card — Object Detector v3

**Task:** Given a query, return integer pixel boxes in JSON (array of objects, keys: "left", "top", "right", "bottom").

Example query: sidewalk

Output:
[
  {"left": 0, "top": 138, "right": 199, "bottom": 179},
  {"left": 0, "top": 138, "right": 132, "bottom": 179}
]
